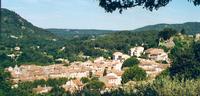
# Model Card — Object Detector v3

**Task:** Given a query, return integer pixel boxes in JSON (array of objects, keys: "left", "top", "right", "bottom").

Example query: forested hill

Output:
[
  {"left": 47, "top": 29, "right": 118, "bottom": 38},
  {"left": 1, "top": 8, "right": 58, "bottom": 41},
  {"left": 48, "top": 22, "right": 200, "bottom": 38},
  {"left": 133, "top": 22, "right": 200, "bottom": 35}
]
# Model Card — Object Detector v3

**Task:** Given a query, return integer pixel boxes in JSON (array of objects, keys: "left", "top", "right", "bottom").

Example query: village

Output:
[{"left": 6, "top": 45, "right": 172, "bottom": 94}]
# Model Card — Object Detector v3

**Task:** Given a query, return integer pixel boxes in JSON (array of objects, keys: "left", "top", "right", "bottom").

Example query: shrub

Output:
[
  {"left": 122, "top": 57, "right": 139, "bottom": 68},
  {"left": 122, "top": 66, "right": 147, "bottom": 84}
]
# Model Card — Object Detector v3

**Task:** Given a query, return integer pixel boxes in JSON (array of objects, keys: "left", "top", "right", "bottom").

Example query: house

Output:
[
  {"left": 112, "top": 61, "right": 123, "bottom": 71},
  {"left": 14, "top": 46, "right": 20, "bottom": 51},
  {"left": 99, "top": 73, "right": 121, "bottom": 88},
  {"left": 62, "top": 79, "right": 83, "bottom": 92},
  {"left": 68, "top": 68, "right": 90, "bottom": 78},
  {"left": 7, "top": 54, "right": 15, "bottom": 59},
  {"left": 113, "top": 52, "right": 123, "bottom": 61},
  {"left": 113, "top": 52, "right": 130, "bottom": 62},
  {"left": 130, "top": 46, "right": 144, "bottom": 57},
  {"left": 138, "top": 59, "right": 170, "bottom": 78},
  {"left": 195, "top": 33, "right": 200, "bottom": 41},
  {"left": 33, "top": 85, "right": 52, "bottom": 94},
  {"left": 145, "top": 48, "right": 168, "bottom": 61},
  {"left": 121, "top": 54, "right": 130, "bottom": 62}
]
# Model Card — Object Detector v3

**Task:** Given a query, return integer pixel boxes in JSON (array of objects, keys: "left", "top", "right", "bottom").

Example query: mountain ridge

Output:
[{"left": 132, "top": 22, "right": 200, "bottom": 34}]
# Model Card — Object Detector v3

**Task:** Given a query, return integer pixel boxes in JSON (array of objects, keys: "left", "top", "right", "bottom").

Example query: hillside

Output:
[
  {"left": 1, "top": 8, "right": 58, "bottom": 41},
  {"left": 0, "top": 8, "right": 65, "bottom": 67},
  {"left": 47, "top": 29, "right": 118, "bottom": 38},
  {"left": 133, "top": 22, "right": 200, "bottom": 35},
  {"left": 48, "top": 22, "right": 200, "bottom": 38}
]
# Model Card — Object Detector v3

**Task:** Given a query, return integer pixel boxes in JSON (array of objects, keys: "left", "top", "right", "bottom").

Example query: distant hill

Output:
[
  {"left": 47, "top": 29, "right": 118, "bottom": 38},
  {"left": 48, "top": 22, "right": 200, "bottom": 38},
  {"left": 132, "top": 22, "right": 200, "bottom": 35}
]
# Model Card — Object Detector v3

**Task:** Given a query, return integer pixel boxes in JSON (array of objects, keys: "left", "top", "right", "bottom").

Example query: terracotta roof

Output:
[{"left": 145, "top": 48, "right": 164, "bottom": 55}]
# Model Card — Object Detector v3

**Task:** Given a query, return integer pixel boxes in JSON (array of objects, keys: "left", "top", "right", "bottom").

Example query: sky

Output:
[{"left": 2, "top": 0, "right": 200, "bottom": 30}]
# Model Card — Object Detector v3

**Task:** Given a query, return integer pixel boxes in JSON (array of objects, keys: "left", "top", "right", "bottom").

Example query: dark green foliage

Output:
[
  {"left": 80, "top": 77, "right": 90, "bottom": 84},
  {"left": 133, "top": 22, "right": 200, "bottom": 35},
  {"left": 84, "top": 80, "right": 105, "bottom": 90},
  {"left": 158, "top": 28, "right": 178, "bottom": 40},
  {"left": 80, "top": 88, "right": 101, "bottom": 96},
  {"left": 194, "top": 41, "right": 200, "bottom": 61},
  {"left": 103, "top": 68, "right": 107, "bottom": 76},
  {"left": 99, "top": 0, "right": 200, "bottom": 13},
  {"left": 122, "top": 57, "right": 139, "bottom": 68},
  {"left": 169, "top": 40, "right": 200, "bottom": 79},
  {"left": 0, "top": 68, "right": 13, "bottom": 96},
  {"left": 10, "top": 78, "right": 70, "bottom": 96},
  {"left": 91, "top": 30, "right": 159, "bottom": 54},
  {"left": 47, "top": 29, "right": 118, "bottom": 39},
  {"left": 122, "top": 66, "right": 147, "bottom": 84}
]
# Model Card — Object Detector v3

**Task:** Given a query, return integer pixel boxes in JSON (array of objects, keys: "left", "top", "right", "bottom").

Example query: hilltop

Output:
[{"left": 132, "top": 22, "right": 200, "bottom": 35}]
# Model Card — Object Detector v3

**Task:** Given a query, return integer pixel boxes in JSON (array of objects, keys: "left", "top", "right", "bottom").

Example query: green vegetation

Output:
[
  {"left": 122, "top": 57, "right": 139, "bottom": 68},
  {"left": 47, "top": 29, "right": 118, "bottom": 39},
  {"left": 169, "top": 39, "right": 200, "bottom": 79},
  {"left": 0, "top": 68, "right": 12, "bottom": 96},
  {"left": 122, "top": 66, "right": 147, "bottom": 84},
  {"left": 133, "top": 22, "right": 200, "bottom": 35},
  {"left": 158, "top": 28, "right": 178, "bottom": 40},
  {"left": 99, "top": 0, "right": 200, "bottom": 13},
  {"left": 84, "top": 80, "right": 105, "bottom": 90},
  {"left": 1, "top": 8, "right": 200, "bottom": 96},
  {"left": 105, "top": 76, "right": 200, "bottom": 96},
  {"left": 81, "top": 77, "right": 90, "bottom": 84}
]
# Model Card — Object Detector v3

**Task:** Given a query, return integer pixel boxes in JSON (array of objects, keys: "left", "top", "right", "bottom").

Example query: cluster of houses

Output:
[{"left": 6, "top": 46, "right": 171, "bottom": 94}]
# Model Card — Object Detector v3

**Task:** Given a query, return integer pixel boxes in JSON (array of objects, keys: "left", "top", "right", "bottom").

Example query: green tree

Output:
[
  {"left": 122, "top": 57, "right": 139, "bottom": 68},
  {"left": 81, "top": 77, "right": 90, "bottom": 84},
  {"left": 169, "top": 41, "right": 200, "bottom": 79},
  {"left": 122, "top": 66, "right": 147, "bottom": 84},
  {"left": 0, "top": 68, "right": 13, "bottom": 96},
  {"left": 98, "top": 0, "right": 200, "bottom": 13},
  {"left": 158, "top": 28, "right": 178, "bottom": 40},
  {"left": 84, "top": 80, "right": 105, "bottom": 90},
  {"left": 103, "top": 68, "right": 107, "bottom": 76}
]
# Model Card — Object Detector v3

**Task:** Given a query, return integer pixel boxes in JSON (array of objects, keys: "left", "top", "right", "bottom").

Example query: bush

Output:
[
  {"left": 122, "top": 57, "right": 139, "bottom": 68},
  {"left": 81, "top": 77, "right": 90, "bottom": 84},
  {"left": 136, "top": 77, "right": 200, "bottom": 96},
  {"left": 84, "top": 80, "right": 105, "bottom": 90},
  {"left": 122, "top": 66, "right": 147, "bottom": 84}
]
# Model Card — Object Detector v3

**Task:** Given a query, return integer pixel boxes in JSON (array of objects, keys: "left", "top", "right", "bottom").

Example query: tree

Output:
[
  {"left": 122, "top": 57, "right": 139, "bottom": 68},
  {"left": 103, "top": 68, "right": 107, "bottom": 76},
  {"left": 169, "top": 41, "right": 200, "bottom": 79},
  {"left": 0, "top": 68, "right": 14, "bottom": 96},
  {"left": 158, "top": 28, "right": 178, "bottom": 40},
  {"left": 84, "top": 80, "right": 105, "bottom": 90},
  {"left": 98, "top": 0, "right": 200, "bottom": 13},
  {"left": 81, "top": 77, "right": 90, "bottom": 84},
  {"left": 122, "top": 65, "right": 147, "bottom": 84}
]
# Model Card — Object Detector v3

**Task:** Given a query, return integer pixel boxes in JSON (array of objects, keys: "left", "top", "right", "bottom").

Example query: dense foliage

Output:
[
  {"left": 98, "top": 0, "right": 200, "bottom": 13},
  {"left": 47, "top": 29, "right": 118, "bottom": 39},
  {"left": 158, "top": 28, "right": 178, "bottom": 40},
  {"left": 133, "top": 22, "right": 200, "bottom": 35},
  {"left": 104, "top": 76, "right": 200, "bottom": 96},
  {"left": 122, "top": 66, "right": 147, "bottom": 84},
  {"left": 122, "top": 57, "right": 139, "bottom": 68},
  {"left": 0, "top": 68, "right": 12, "bottom": 96},
  {"left": 170, "top": 39, "right": 200, "bottom": 79}
]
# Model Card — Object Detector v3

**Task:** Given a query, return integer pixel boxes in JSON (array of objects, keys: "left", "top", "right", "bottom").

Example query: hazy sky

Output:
[{"left": 2, "top": 0, "right": 200, "bottom": 30}]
